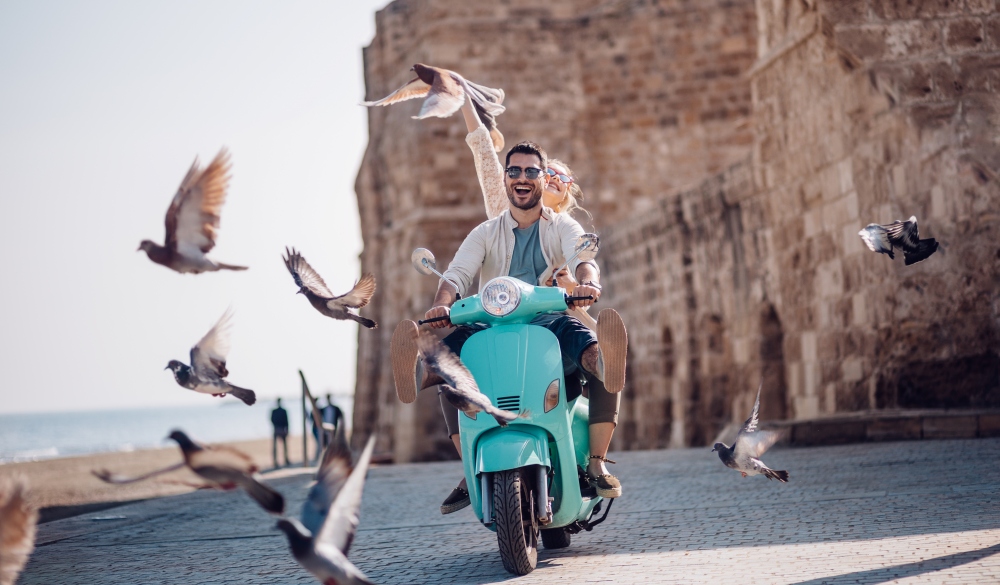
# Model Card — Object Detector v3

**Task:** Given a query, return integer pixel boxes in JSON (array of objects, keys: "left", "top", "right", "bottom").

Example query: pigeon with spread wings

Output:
[
  {"left": 93, "top": 430, "right": 284, "bottom": 515},
  {"left": 283, "top": 247, "right": 378, "bottom": 329},
  {"left": 165, "top": 309, "right": 256, "bottom": 405},
  {"left": 277, "top": 436, "right": 377, "bottom": 585},
  {"left": 362, "top": 63, "right": 506, "bottom": 152},
  {"left": 712, "top": 383, "right": 788, "bottom": 482},
  {"left": 0, "top": 476, "right": 38, "bottom": 585},
  {"left": 416, "top": 331, "right": 526, "bottom": 427},
  {"left": 138, "top": 148, "right": 247, "bottom": 273},
  {"left": 858, "top": 215, "right": 938, "bottom": 266}
]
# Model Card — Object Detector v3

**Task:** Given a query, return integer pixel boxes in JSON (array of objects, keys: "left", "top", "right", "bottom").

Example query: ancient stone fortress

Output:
[{"left": 354, "top": 0, "right": 1000, "bottom": 461}]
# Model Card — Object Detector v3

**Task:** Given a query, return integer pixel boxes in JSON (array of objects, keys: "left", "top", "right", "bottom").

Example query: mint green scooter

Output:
[{"left": 411, "top": 235, "right": 613, "bottom": 576}]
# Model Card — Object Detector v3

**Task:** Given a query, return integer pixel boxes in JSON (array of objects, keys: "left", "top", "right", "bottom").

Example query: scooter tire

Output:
[
  {"left": 540, "top": 527, "right": 572, "bottom": 549},
  {"left": 494, "top": 469, "right": 538, "bottom": 575}
]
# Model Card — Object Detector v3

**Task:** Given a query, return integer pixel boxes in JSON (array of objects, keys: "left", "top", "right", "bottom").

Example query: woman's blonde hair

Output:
[{"left": 548, "top": 158, "right": 591, "bottom": 220}]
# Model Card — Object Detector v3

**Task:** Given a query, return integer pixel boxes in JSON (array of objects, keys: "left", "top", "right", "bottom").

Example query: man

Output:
[
  {"left": 270, "top": 398, "right": 290, "bottom": 468},
  {"left": 391, "top": 141, "right": 628, "bottom": 514},
  {"left": 323, "top": 394, "right": 344, "bottom": 440}
]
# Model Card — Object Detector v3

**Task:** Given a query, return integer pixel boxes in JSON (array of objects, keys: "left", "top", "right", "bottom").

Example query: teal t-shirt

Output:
[{"left": 509, "top": 221, "right": 547, "bottom": 286}]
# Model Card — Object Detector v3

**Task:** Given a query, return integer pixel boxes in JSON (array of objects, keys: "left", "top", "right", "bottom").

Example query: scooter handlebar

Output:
[
  {"left": 565, "top": 294, "right": 595, "bottom": 305},
  {"left": 418, "top": 315, "right": 452, "bottom": 325}
]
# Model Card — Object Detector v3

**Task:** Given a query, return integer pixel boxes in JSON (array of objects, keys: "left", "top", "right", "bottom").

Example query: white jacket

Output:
[{"left": 442, "top": 206, "right": 593, "bottom": 297}]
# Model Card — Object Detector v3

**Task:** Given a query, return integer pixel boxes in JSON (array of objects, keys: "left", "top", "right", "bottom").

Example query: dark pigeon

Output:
[
  {"left": 276, "top": 436, "right": 377, "bottom": 585},
  {"left": 165, "top": 309, "right": 256, "bottom": 405},
  {"left": 362, "top": 63, "right": 506, "bottom": 151},
  {"left": 138, "top": 148, "right": 248, "bottom": 274},
  {"left": 283, "top": 247, "right": 378, "bottom": 329},
  {"left": 712, "top": 383, "right": 788, "bottom": 482},
  {"left": 94, "top": 430, "right": 285, "bottom": 515},
  {"left": 416, "top": 331, "right": 526, "bottom": 427},
  {"left": 0, "top": 476, "right": 38, "bottom": 585},
  {"left": 859, "top": 215, "right": 939, "bottom": 266}
]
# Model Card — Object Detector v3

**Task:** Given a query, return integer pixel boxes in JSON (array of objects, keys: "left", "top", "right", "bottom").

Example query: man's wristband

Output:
[{"left": 581, "top": 281, "right": 602, "bottom": 291}]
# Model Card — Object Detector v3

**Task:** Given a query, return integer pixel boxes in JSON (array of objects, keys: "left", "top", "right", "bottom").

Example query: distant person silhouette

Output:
[
  {"left": 271, "top": 398, "right": 290, "bottom": 468},
  {"left": 320, "top": 394, "right": 344, "bottom": 456}
]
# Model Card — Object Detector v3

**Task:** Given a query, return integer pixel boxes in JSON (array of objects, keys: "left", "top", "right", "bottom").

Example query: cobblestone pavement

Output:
[{"left": 21, "top": 439, "right": 1000, "bottom": 584}]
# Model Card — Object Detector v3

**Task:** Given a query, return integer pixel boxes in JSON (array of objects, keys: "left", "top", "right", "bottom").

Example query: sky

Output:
[{"left": 0, "top": 0, "right": 390, "bottom": 414}]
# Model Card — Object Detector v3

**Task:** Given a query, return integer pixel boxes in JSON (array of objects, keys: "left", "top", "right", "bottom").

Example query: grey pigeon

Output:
[
  {"left": 276, "top": 436, "right": 377, "bottom": 585},
  {"left": 283, "top": 247, "right": 378, "bottom": 329},
  {"left": 858, "top": 215, "right": 938, "bottom": 266},
  {"left": 0, "top": 476, "right": 37, "bottom": 585},
  {"left": 712, "top": 383, "right": 788, "bottom": 482},
  {"left": 301, "top": 421, "right": 352, "bottom": 535},
  {"left": 93, "top": 430, "right": 285, "bottom": 515},
  {"left": 138, "top": 148, "right": 248, "bottom": 274},
  {"left": 416, "top": 331, "right": 526, "bottom": 427},
  {"left": 166, "top": 309, "right": 256, "bottom": 405},
  {"left": 362, "top": 63, "right": 506, "bottom": 151}
]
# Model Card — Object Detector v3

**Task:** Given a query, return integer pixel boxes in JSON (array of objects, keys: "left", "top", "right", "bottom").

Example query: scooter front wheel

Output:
[{"left": 493, "top": 469, "right": 538, "bottom": 575}]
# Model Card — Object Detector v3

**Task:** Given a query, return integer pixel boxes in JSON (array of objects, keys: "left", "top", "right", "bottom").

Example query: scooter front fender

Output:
[{"left": 475, "top": 426, "right": 551, "bottom": 474}]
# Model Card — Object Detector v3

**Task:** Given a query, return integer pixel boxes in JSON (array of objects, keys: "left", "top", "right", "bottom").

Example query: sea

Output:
[{"left": 0, "top": 399, "right": 350, "bottom": 463}]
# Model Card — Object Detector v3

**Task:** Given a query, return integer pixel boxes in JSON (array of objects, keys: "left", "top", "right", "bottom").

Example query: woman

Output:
[{"left": 427, "top": 97, "right": 621, "bottom": 515}]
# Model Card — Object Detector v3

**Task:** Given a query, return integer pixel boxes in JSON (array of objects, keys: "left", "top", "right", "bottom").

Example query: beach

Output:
[{"left": 0, "top": 435, "right": 307, "bottom": 522}]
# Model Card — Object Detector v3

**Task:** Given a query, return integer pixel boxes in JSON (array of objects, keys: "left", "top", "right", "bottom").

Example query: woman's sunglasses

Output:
[
  {"left": 546, "top": 168, "right": 574, "bottom": 184},
  {"left": 505, "top": 166, "right": 546, "bottom": 180}
]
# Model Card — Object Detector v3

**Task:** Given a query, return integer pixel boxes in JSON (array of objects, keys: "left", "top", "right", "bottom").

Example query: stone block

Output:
[
  {"left": 885, "top": 21, "right": 943, "bottom": 59},
  {"left": 792, "top": 419, "right": 866, "bottom": 446},
  {"left": 923, "top": 415, "right": 978, "bottom": 438},
  {"left": 835, "top": 26, "right": 888, "bottom": 61},
  {"left": 907, "top": 101, "right": 959, "bottom": 128},
  {"left": 820, "top": 0, "right": 870, "bottom": 24},
  {"left": 794, "top": 395, "right": 820, "bottom": 419},
  {"left": 867, "top": 417, "right": 923, "bottom": 441},
  {"left": 944, "top": 17, "right": 986, "bottom": 53},
  {"left": 852, "top": 293, "right": 868, "bottom": 325},
  {"left": 842, "top": 356, "right": 864, "bottom": 382},
  {"left": 957, "top": 53, "right": 1000, "bottom": 92},
  {"left": 838, "top": 158, "right": 855, "bottom": 195},
  {"left": 872, "top": 0, "right": 963, "bottom": 19},
  {"left": 986, "top": 15, "right": 1000, "bottom": 50},
  {"left": 979, "top": 414, "right": 1000, "bottom": 437},
  {"left": 801, "top": 331, "right": 818, "bottom": 362},
  {"left": 966, "top": 0, "right": 996, "bottom": 14}
]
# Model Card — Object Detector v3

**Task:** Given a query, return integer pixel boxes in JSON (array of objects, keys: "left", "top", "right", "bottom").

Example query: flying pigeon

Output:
[
  {"left": 276, "top": 435, "right": 377, "bottom": 585},
  {"left": 283, "top": 247, "right": 378, "bottom": 329},
  {"left": 858, "top": 215, "right": 939, "bottom": 266},
  {"left": 712, "top": 383, "right": 788, "bottom": 482},
  {"left": 362, "top": 63, "right": 506, "bottom": 151},
  {"left": 166, "top": 309, "right": 256, "bottom": 405},
  {"left": 94, "top": 430, "right": 285, "bottom": 515},
  {"left": 416, "top": 331, "right": 526, "bottom": 427},
  {"left": 301, "top": 420, "right": 352, "bottom": 535},
  {"left": 138, "top": 148, "right": 248, "bottom": 273},
  {"left": 0, "top": 476, "right": 38, "bottom": 585}
]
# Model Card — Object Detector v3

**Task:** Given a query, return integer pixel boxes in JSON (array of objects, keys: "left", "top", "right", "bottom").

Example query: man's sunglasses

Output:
[
  {"left": 505, "top": 166, "right": 546, "bottom": 180},
  {"left": 546, "top": 168, "right": 574, "bottom": 184}
]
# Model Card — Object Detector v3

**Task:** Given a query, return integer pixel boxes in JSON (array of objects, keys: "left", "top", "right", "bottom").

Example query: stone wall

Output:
[
  {"left": 601, "top": 0, "right": 1000, "bottom": 450},
  {"left": 355, "top": 0, "right": 1000, "bottom": 459},
  {"left": 354, "top": 0, "right": 757, "bottom": 460}
]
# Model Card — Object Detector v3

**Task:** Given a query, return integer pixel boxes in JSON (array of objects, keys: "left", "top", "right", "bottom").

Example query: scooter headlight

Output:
[{"left": 481, "top": 277, "right": 521, "bottom": 317}]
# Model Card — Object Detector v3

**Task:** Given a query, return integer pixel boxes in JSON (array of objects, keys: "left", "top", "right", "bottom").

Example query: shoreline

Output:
[{"left": 0, "top": 435, "right": 309, "bottom": 522}]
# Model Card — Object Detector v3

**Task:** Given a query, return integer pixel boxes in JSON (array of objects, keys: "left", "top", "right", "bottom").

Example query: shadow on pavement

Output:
[{"left": 789, "top": 542, "right": 1000, "bottom": 584}]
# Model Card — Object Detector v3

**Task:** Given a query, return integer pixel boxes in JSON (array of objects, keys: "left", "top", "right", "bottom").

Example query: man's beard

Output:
[{"left": 506, "top": 183, "right": 543, "bottom": 210}]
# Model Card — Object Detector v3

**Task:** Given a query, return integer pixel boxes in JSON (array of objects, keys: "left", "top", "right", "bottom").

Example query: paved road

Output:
[{"left": 22, "top": 439, "right": 1000, "bottom": 584}]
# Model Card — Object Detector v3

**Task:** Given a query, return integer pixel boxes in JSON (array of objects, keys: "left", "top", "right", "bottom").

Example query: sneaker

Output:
[
  {"left": 391, "top": 320, "right": 421, "bottom": 404},
  {"left": 589, "top": 473, "right": 622, "bottom": 499},
  {"left": 596, "top": 308, "right": 627, "bottom": 393},
  {"left": 440, "top": 484, "right": 471, "bottom": 514}
]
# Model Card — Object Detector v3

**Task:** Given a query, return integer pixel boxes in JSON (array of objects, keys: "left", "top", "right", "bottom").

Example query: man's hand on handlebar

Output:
[
  {"left": 422, "top": 305, "right": 452, "bottom": 329},
  {"left": 570, "top": 284, "right": 600, "bottom": 308}
]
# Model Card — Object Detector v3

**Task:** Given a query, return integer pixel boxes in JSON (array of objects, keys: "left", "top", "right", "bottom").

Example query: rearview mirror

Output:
[{"left": 411, "top": 248, "right": 438, "bottom": 276}]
